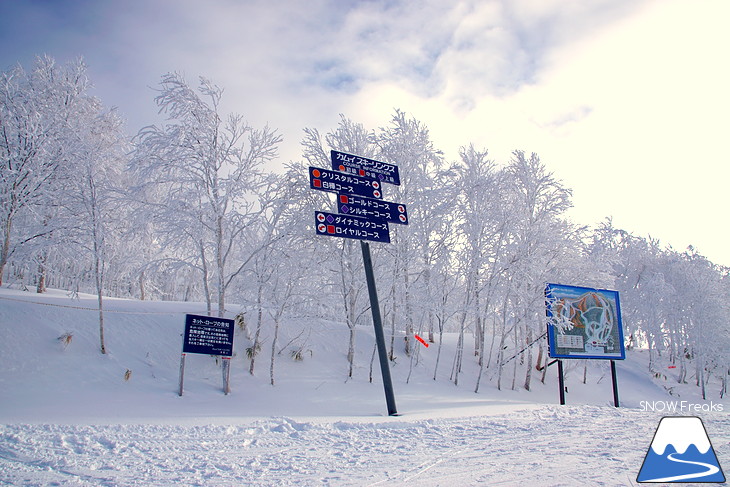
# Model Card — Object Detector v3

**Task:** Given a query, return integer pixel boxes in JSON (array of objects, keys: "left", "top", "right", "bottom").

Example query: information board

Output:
[
  {"left": 545, "top": 283, "right": 625, "bottom": 360},
  {"left": 182, "top": 313, "right": 234, "bottom": 357}
]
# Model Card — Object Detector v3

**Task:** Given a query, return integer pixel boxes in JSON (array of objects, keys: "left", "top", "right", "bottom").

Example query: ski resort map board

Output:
[{"left": 545, "top": 283, "right": 626, "bottom": 360}]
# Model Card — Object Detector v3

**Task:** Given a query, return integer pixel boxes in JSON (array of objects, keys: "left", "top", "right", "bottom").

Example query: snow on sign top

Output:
[{"left": 331, "top": 150, "right": 400, "bottom": 186}]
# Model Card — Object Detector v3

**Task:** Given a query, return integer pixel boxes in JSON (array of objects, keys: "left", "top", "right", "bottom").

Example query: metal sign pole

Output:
[
  {"left": 557, "top": 359, "right": 566, "bottom": 405},
  {"left": 360, "top": 241, "right": 398, "bottom": 416},
  {"left": 611, "top": 360, "right": 620, "bottom": 407}
]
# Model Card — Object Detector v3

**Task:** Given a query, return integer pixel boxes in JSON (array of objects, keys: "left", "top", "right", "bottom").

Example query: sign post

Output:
[
  {"left": 178, "top": 313, "right": 235, "bottom": 396},
  {"left": 545, "top": 283, "right": 625, "bottom": 407},
  {"left": 310, "top": 151, "right": 405, "bottom": 416},
  {"left": 361, "top": 241, "right": 398, "bottom": 416}
]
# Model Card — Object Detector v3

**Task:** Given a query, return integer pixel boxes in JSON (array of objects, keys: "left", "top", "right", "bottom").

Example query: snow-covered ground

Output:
[{"left": 1, "top": 288, "right": 728, "bottom": 486}]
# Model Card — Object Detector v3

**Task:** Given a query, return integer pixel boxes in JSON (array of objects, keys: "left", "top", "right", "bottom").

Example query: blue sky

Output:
[{"left": 2, "top": 0, "right": 729, "bottom": 265}]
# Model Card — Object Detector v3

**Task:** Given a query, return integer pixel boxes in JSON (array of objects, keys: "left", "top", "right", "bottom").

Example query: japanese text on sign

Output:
[
  {"left": 310, "top": 166, "right": 383, "bottom": 199},
  {"left": 182, "top": 314, "right": 234, "bottom": 357},
  {"left": 331, "top": 150, "right": 401, "bottom": 186},
  {"left": 338, "top": 194, "right": 408, "bottom": 225},
  {"left": 315, "top": 211, "right": 390, "bottom": 243}
]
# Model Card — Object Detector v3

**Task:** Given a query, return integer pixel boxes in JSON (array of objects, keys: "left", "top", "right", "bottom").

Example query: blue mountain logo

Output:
[{"left": 637, "top": 416, "right": 725, "bottom": 483}]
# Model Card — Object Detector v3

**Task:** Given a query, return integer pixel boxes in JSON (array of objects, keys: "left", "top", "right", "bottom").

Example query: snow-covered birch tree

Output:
[
  {"left": 0, "top": 57, "right": 91, "bottom": 287},
  {"left": 132, "top": 73, "right": 281, "bottom": 317}
]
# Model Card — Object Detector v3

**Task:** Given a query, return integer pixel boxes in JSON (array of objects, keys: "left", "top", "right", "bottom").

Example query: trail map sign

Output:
[
  {"left": 331, "top": 150, "right": 401, "bottom": 185},
  {"left": 545, "top": 283, "right": 625, "bottom": 407},
  {"left": 178, "top": 313, "right": 235, "bottom": 396},
  {"left": 545, "top": 283, "right": 625, "bottom": 360}
]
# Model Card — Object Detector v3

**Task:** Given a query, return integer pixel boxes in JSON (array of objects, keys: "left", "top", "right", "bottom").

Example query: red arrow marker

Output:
[{"left": 414, "top": 334, "right": 429, "bottom": 348}]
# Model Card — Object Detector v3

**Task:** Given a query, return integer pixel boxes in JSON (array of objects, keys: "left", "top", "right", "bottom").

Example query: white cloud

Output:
[{"left": 2, "top": 0, "right": 728, "bottom": 264}]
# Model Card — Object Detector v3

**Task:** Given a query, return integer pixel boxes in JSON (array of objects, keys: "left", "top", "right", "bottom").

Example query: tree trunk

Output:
[
  {"left": 270, "top": 315, "right": 281, "bottom": 386},
  {"left": 433, "top": 314, "right": 444, "bottom": 381},
  {"left": 0, "top": 213, "right": 13, "bottom": 287},
  {"left": 403, "top": 265, "right": 413, "bottom": 357},
  {"left": 139, "top": 271, "right": 146, "bottom": 301},
  {"left": 200, "top": 240, "right": 212, "bottom": 316},
  {"left": 249, "top": 283, "right": 264, "bottom": 375},
  {"left": 36, "top": 254, "right": 47, "bottom": 293},
  {"left": 216, "top": 214, "right": 225, "bottom": 318},
  {"left": 524, "top": 327, "right": 533, "bottom": 391}
]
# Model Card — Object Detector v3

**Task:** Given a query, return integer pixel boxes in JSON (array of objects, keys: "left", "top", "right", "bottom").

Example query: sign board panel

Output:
[
  {"left": 182, "top": 313, "right": 234, "bottom": 357},
  {"left": 545, "top": 283, "right": 625, "bottom": 360},
  {"left": 310, "top": 166, "right": 383, "bottom": 200},
  {"left": 315, "top": 211, "right": 390, "bottom": 243},
  {"left": 331, "top": 150, "right": 401, "bottom": 186},
  {"left": 337, "top": 194, "right": 408, "bottom": 225}
]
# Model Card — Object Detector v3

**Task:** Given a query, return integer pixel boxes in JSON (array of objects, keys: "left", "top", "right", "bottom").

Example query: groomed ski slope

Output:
[{"left": 1, "top": 288, "right": 728, "bottom": 486}]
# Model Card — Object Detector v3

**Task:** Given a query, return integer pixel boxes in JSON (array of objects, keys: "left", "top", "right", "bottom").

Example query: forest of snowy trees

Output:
[{"left": 3, "top": 57, "right": 729, "bottom": 397}]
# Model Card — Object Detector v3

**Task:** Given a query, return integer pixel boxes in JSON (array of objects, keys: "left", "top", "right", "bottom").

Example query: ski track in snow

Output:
[{"left": 1, "top": 406, "right": 703, "bottom": 487}]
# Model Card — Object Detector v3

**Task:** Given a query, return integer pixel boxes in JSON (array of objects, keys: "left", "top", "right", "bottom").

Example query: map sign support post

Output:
[
  {"left": 545, "top": 283, "right": 625, "bottom": 407},
  {"left": 310, "top": 150, "right": 404, "bottom": 416}
]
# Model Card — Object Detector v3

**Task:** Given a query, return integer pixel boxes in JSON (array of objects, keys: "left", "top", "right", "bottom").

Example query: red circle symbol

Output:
[{"left": 312, "top": 169, "right": 321, "bottom": 178}]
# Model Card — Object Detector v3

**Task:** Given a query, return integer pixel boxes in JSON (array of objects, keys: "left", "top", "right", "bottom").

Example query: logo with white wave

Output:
[{"left": 637, "top": 416, "right": 725, "bottom": 483}]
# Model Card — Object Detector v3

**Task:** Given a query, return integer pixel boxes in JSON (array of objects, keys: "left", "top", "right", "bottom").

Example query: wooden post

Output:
[
  {"left": 178, "top": 353, "right": 186, "bottom": 396},
  {"left": 222, "top": 357, "right": 231, "bottom": 395}
]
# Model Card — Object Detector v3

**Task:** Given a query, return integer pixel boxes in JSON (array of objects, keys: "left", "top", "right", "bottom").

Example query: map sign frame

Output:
[{"left": 545, "top": 283, "right": 626, "bottom": 360}]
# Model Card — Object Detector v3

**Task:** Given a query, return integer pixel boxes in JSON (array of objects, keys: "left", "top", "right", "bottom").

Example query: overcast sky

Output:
[{"left": 2, "top": 0, "right": 728, "bottom": 266}]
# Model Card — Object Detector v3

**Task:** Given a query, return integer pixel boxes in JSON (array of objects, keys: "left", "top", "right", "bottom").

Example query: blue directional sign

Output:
[
  {"left": 331, "top": 150, "right": 401, "bottom": 186},
  {"left": 337, "top": 194, "right": 408, "bottom": 225},
  {"left": 182, "top": 314, "right": 234, "bottom": 357},
  {"left": 310, "top": 166, "right": 383, "bottom": 199},
  {"left": 315, "top": 211, "right": 390, "bottom": 243}
]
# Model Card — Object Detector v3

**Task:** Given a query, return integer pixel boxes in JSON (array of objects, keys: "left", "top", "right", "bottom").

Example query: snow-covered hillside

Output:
[{"left": 1, "top": 287, "right": 728, "bottom": 486}]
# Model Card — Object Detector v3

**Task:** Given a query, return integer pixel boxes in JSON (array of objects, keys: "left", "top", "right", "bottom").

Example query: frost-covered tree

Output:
[
  {"left": 132, "top": 73, "right": 281, "bottom": 317},
  {"left": 61, "top": 101, "right": 130, "bottom": 354},
  {"left": 376, "top": 110, "right": 450, "bottom": 358},
  {"left": 0, "top": 56, "right": 91, "bottom": 287}
]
